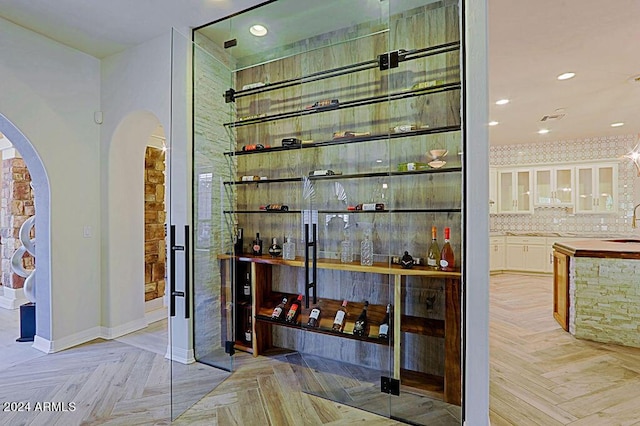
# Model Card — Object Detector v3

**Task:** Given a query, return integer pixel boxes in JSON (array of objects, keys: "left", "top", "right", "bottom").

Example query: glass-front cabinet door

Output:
[
  {"left": 192, "top": 1, "right": 465, "bottom": 424},
  {"left": 534, "top": 167, "right": 573, "bottom": 207},
  {"left": 575, "top": 163, "right": 617, "bottom": 213},
  {"left": 499, "top": 169, "right": 531, "bottom": 213}
]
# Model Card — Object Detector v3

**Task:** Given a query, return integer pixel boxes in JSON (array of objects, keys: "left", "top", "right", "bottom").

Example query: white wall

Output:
[
  {"left": 100, "top": 33, "right": 172, "bottom": 335},
  {"left": 0, "top": 17, "right": 102, "bottom": 348}
]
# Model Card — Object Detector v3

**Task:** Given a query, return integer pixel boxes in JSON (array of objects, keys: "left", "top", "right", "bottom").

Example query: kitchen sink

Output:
[{"left": 606, "top": 239, "right": 640, "bottom": 243}]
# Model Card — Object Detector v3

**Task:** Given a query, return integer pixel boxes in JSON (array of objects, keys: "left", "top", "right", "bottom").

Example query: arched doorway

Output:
[
  {"left": 0, "top": 113, "right": 52, "bottom": 343},
  {"left": 105, "top": 111, "right": 167, "bottom": 337}
]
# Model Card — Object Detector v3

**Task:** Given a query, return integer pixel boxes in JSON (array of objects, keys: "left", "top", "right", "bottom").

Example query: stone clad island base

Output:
[{"left": 553, "top": 239, "right": 640, "bottom": 348}]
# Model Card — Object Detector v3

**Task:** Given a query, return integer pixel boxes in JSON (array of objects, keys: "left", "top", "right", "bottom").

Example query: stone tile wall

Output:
[
  {"left": 144, "top": 147, "right": 166, "bottom": 302},
  {"left": 1, "top": 156, "right": 35, "bottom": 289},
  {"left": 572, "top": 257, "right": 640, "bottom": 348}
]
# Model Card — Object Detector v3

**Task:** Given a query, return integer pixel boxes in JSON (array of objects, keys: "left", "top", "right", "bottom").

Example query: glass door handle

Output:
[{"left": 169, "top": 225, "right": 191, "bottom": 319}]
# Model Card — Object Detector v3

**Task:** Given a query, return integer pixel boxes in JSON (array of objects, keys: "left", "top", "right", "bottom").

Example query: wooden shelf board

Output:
[
  {"left": 400, "top": 369, "right": 445, "bottom": 399},
  {"left": 401, "top": 315, "right": 445, "bottom": 338},
  {"left": 218, "top": 254, "right": 461, "bottom": 278}
]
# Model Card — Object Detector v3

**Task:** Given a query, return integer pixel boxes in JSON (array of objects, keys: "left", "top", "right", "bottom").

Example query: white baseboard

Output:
[
  {"left": 145, "top": 297, "right": 167, "bottom": 324},
  {"left": 145, "top": 297, "right": 165, "bottom": 312},
  {"left": 0, "top": 286, "right": 28, "bottom": 310},
  {"left": 32, "top": 326, "right": 102, "bottom": 354},
  {"left": 145, "top": 307, "right": 167, "bottom": 324},
  {"left": 100, "top": 317, "right": 148, "bottom": 340},
  {"left": 165, "top": 345, "right": 195, "bottom": 364}
]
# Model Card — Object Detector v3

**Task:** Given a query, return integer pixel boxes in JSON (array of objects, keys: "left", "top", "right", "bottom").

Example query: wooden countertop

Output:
[{"left": 553, "top": 239, "right": 640, "bottom": 259}]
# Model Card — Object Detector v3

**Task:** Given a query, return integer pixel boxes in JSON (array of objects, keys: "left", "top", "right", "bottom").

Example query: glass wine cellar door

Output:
[
  {"left": 191, "top": 0, "right": 465, "bottom": 424},
  {"left": 168, "top": 29, "right": 235, "bottom": 421}
]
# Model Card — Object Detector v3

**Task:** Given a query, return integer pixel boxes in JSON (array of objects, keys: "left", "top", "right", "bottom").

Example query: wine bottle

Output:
[
  {"left": 427, "top": 226, "right": 440, "bottom": 270},
  {"left": 378, "top": 304, "right": 391, "bottom": 340},
  {"left": 354, "top": 203, "right": 385, "bottom": 211},
  {"left": 440, "top": 227, "right": 455, "bottom": 271},
  {"left": 268, "top": 237, "right": 282, "bottom": 257},
  {"left": 259, "top": 204, "right": 289, "bottom": 212},
  {"left": 307, "top": 301, "right": 322, "bottom": 328},
  {"left": 245, "top": 315, "right": 252, "bottom": 343},
  {"left": 282, "top": 237, "right": 296, "bottom": 260},
  {"left": 285, "top": 294, "right": 303, "bottom": 324},
  {"left": 271, "top": 297, "right": 288, "bottom": 321},
  {"left": 243, "top": 271, "right": 251, "bottom": 297},
  {"left": 352, "top": 301, "right": 369, "bottom": 337},
  {"left": 360, "top": 231, "right": 373, "bottom": 266},
  {"left": 332, "top": 300, "right": 348, "bottom": 332},
  {"left": 252, "top": 233, "right": 263, "bottom": 256}
]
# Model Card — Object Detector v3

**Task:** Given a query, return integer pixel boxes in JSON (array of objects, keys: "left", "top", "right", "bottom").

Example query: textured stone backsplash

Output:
[
  {"left": 572, "top": 257, "right": 640, "bottom": 348},
  {"left": 490, "top": 134, "right": 638, "bottom": 236}
]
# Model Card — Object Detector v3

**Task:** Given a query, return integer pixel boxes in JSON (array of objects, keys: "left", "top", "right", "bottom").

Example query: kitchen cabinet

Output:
[
  {"left": 575, "top": 163, "right": 618, "bottom": 213},
  {"left": 498, "top": 169, "right": 532, "bottom": 214},
  {"left": 533, "top": 167, "right": 574, "bottom": 207},
  {"left": 552, "top": 250, "right": 570, "bottom": 331},
  {"left": 505, "top": 236, "right": 548, "bottom": 273},
  {"left": 489, "top": 236, "right": 505, "bottom": 272},
  {"left": 489, "top": 167, "right": 498, "bottom": 214}
]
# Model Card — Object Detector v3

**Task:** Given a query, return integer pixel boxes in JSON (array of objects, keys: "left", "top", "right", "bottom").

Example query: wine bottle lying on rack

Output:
[
  {"left": 271, "top": 297, "right": 288, "bottom": 321},
  {"left": 259, "top": 204, "right": 289, "bottom": 212},
  {"left": 347, "top": 203, "right": 385, "bottom": 211},
  {"left": 378, "top": 304, "right": 391, "bottom": 340},
  {"left": 285, "top": 294, "right": 303, "bottom": 324},
  {"left": 309, "top": 169, "right": 342, "bottom": 176},
  {"left": 352, "top": 301, "right": 369, "bottom": 337}
]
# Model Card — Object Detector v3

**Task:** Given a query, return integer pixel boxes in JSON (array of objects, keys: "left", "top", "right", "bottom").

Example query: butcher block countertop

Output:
[{"left": 553, "top": 239, "right": 640, "bottom": 259}]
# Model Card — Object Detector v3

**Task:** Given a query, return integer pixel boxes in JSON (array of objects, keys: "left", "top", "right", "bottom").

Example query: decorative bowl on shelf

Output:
[
  {"left": 428, "top": 160, "right": 447, "bottom": 169},
  {"left": 428, "top": 149, "right": 448, "bottom": 160}
]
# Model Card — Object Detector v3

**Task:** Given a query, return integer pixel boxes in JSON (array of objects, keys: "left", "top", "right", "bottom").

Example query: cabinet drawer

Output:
[{"left": 506, "top": 236, "right": 546, "bottom": 245}]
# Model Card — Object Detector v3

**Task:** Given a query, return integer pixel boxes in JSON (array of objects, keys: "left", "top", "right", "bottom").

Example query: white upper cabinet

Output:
[
  {"left": 533, "top": 167, "right": 574, "bottom": 207},
  {"left": 498, "top": 169, "right": 532, "bottom": 214},
  {"left": 575, "top": 163, "right": 618, "bottom": 213},
  {"left": 489, "top": 167, "right": 498, "bottom": 214}
]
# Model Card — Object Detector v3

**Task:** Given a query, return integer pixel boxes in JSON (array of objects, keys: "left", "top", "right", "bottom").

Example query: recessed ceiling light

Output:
[
  {"left": 611, "top": 122, "right": 625, "bottom": 127},
  {"left": 249, "top": 24, "right": 268, "bottom": 37},
  {"left": 557, "top": 72, "right": 576, "bottom": 81},
  {"left": 488, "top": 121, "right": 499, "bottom": 126},
  {"left": 538, "top": 129, "right": 550, "bottom": 134},
  {"left": 495, "top": 99, "right": 509, "bottom": 105}
]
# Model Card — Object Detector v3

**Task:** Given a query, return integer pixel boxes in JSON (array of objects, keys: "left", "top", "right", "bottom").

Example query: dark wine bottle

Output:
[
  {"left": 259, "top": 204, "right": 289, "bottom": 212},
  {"left": 378, "top": 304, "right": 391, "bottom": 340},
  {"left": 307, "top": 301, "right": 322, "bottom": 328},
  {"left": 252, "top": 233, "right": 263, "bottom": 256},
  {"left": 243, "top": 271, "right": 251, "bottom": 297},
  {"left": 285, "top": 294, "right": 303, "bottom": 324},
  {"left": 271, "top": 297, "right": 288, "bottom": 321},
  {"left": 352, "top": 301, "right": 369, "bottom": 337}
]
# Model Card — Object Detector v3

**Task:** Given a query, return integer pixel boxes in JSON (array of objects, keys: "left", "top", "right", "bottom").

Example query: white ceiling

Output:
[{"left": 0, "top": 0, "right": 638, "bottom": 146}]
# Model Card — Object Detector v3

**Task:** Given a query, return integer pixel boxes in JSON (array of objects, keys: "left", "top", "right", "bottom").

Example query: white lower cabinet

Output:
[
  {"left": 504, "top": 236, "right": 549, "bottom": 273},
  {"left": 490, "top": 236, "right": 505, "bottom": 272}
]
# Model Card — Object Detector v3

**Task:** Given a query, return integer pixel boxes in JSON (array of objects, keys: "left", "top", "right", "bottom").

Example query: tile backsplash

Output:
[{"left": 490, "top": 134, "right": 639, "bottom": 236}]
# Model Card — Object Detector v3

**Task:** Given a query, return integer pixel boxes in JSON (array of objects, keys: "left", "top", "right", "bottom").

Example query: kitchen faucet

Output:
[{"left": 633, "top": 203, "right": 640, "bottom": 228}]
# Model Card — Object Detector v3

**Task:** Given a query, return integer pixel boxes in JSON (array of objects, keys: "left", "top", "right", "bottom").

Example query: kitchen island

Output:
[{"left": 553, "top": 239, "right": 640, "bottom": 348}]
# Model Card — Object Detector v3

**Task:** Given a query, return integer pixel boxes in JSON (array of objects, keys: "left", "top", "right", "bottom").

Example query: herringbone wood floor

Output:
[
  {"left": 3, "top": 274, "right": 640, "bottom": 425},
  {"left": 490, "top": 274, "right": 640, "bottom": 425}
]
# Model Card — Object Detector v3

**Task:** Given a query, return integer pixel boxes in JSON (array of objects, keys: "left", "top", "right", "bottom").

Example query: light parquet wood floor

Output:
[
  {"left": 490, "top": 274, "right": 640, "bottom": 426},
  {"left": 3, "top": 273, "right": 637, "bottom": 425}
]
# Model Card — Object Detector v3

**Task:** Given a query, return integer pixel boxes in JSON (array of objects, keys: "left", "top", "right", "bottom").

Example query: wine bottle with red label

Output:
[
  {"left": 285, "top": 294, "right": 303, "bottom": 324},
  {"left": 440, "top": 227, "right": 455, "bottom": 271}
]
